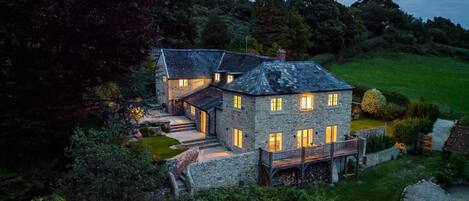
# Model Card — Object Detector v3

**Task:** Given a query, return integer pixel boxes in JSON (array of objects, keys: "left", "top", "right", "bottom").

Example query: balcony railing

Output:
[{"left": 260, "top": 138, "right": 361, "bottom": 169}]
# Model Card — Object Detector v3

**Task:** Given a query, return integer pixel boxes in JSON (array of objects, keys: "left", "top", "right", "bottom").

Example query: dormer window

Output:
[
  {"left": 179, "top": 79, "right": 188, "bottom": 87},
  {"left": 227, "top": 74, "right": 234, "bottom": 83},
  {"left": 214, "top": 73, "right": 221, "bottom": 82}
]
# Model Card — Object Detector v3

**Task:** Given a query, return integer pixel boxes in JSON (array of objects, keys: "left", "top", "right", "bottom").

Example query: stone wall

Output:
[
  {"left": 354, "top": 126, "right": 386, "bottom": 138},
  {"left": 363, "top": 146, "right": 400, "bottom": 168},
  {"left": 155, "top": 55, "right": 169, "bottom": 107},
  {"left": 187, "top": 151, "right": 258, "bottom": 192},
  {"left": 216, "top": 90, "right": 352, "bottom": 152},
  {"left": 254, "top": 91, "right": 353, "bottom": 151},
  {"left": 183, "top": 103, "right": 215, "bottom": 135},
  {"left": 167, "top": 78, "right": 211, "bottom": 100}
]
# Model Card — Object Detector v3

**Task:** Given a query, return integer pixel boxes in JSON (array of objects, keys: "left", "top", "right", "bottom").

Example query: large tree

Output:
[
  {"left": 252, "top": 0, "right": 291, "bottom": 52},
  {"left": 154, "top": 0, "right": 197, "bottom": 48},
  {"left": 0, "top": 0, "right": 158, "bottom": 199},
  {"left": 200, "top": 11, "right": 232, "bottom": 49},
  {"left": 287, "top": 9, "right": 312, "bottom": 59}
]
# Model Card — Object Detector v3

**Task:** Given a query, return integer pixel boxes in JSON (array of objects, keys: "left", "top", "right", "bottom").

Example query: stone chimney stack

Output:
[{"left": 276, "top": 49, "right": 286, "bottom": 61}]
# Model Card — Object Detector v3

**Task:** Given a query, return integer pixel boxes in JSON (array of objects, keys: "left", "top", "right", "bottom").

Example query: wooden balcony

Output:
[
  {"left": 258, "top": 138, "right": 363, "bottom": 186},
  {"left": 260, "top": 138, "right": 361, "bottom": 169}
]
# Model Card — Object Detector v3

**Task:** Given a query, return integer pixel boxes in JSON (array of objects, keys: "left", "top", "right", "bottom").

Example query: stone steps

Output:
[
  {"left": 170, "top": 123, "right": 196, "bottom": 133},
  {"left": 181, "top": 137, "right": 221, "bottom": 150}
]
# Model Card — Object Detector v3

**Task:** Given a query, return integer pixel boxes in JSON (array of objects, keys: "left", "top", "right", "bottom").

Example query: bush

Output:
[
  {"left": 393, "top": 118, "right": 433, "bottom": 145},
  {"left": 406, "top": 101, "right": 440, "bottom": 122},
  {"left": 366, "top": 135, "right": 395, "bottom": 154},
  {"left": 361, "top": 89, "right": 387, "bottom": 117},
  {"left": 139, "top": 126, "right": 152, "bottom": 137},
  {"left": 436, "top": 153, "right": 469, "bottom": 187},
  {"left": 382, "top": 103, "right": 405, "bottom": 121},
  {"left": 381, "top": 90, "right": 410, "bottom": 108},
  {"left": 459, "top": 116, "right": 469, "bottom": 127}
]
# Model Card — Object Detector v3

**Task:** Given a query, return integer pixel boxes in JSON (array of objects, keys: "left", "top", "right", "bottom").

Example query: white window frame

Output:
[
  {"left": 227, "top": 74, "right": 234, "bottom": 83},
  {"left": 328, "top": 93, "right": 339, "bottom": 106},
  {"left": 300, "top": 94, "right": 314, "bottom": 111},
  {"left": 214, "top": 73, "right": 221, "bottom": 82},
  {"left": 270, "top": 97, "right": 282, "bottom": 112},
  {"left": 178, "top": 79, "right": 189, "bottom": 87}
]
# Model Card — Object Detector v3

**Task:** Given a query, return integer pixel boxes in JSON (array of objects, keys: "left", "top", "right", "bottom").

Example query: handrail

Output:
[{"left": 260, "top": 139, "right": 360, "bottom": 168}]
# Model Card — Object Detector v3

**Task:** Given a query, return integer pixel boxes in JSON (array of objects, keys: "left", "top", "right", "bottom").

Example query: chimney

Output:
[{"left": 276, "top": 49, "right": 286, "bottom": 61}]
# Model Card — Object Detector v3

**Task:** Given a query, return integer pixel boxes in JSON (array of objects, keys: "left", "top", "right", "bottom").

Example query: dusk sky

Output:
[{"left": 337, "top": 0, "right": 469, "bottom": 29}]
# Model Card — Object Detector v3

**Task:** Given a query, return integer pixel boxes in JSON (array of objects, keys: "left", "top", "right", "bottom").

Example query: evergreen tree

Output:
[
  {"left": 287, "top": 9, "right": 312, "bottom": 59},
  {"left": 154, "top": 0, "right": 197, "bottom": 48},
  {"left": 252, "top": 0, "right": 291, "bottom": 52},
  {"left": 201, "top": 11, "right": 232, "bottom": 49}
]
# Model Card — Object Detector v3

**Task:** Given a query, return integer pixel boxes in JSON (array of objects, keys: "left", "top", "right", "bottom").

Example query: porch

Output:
[{"left": 259, "top": 138, "right": 364, "bottom": 186}]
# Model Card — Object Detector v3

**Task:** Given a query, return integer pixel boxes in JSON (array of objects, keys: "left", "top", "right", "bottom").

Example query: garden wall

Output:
[
  {"left": 363, "top": 147, "right": 400, "bottom": 168},
  {"left": 355, "top": 126, "right": 386, "bottom": 138},
  {"left": 187, "top": 151, "right": 258, "bottom": 192}
]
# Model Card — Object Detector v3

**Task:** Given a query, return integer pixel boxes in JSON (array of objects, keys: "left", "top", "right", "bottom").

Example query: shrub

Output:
[
  {"left": 459, "top": 116, "right": 469, "bottom": 127},
  {"left": 406, "top": 101, "right": 440, "bottom": 122},
  {"left": 366, "top": 135, "right": 395, "bottom": 154},
  {"left": 381, "top": 90, "right": 410, "bottom": 108},
  {"left": 139, "top": 126, "right": 151, "bottom": 137},
  {"left": 361, "top": 89, "right": 387, "bottom": 116},
  {"left": 393, "top": 118, "right": 433, "bottom": 145},
  {"left": 382, "top": 103, "right": 405, "bottom": 121},
  {"left": 436, "top": 153, "right": 469, "bottom": 186}
]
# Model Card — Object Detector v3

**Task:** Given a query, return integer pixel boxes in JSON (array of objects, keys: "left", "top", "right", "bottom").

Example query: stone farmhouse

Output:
[{"left": 154, "top": 49, "right": 364, "bottom": 192}]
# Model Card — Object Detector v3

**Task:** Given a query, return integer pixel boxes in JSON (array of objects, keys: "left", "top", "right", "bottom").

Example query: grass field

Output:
[
  {"left": 140, "top": 136, "right": 186, "bottom": 160},
  {"left": 329, "top": 53, "right": 469, "bottom": 116},
  {"left": 351, "top": 117, "right": 395, "bottom": 136}
]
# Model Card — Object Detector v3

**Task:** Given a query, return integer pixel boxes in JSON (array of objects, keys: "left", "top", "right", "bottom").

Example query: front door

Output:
[{"left": 200, "top": 111, "right": 207, "bottom": 134}]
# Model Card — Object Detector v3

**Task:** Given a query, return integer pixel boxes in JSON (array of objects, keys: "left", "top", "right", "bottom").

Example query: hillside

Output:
[{"left": 329, "top": 52, "right": 469, "bottom": 117}]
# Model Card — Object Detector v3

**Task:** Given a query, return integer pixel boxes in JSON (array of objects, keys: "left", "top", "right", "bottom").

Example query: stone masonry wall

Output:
[
  {"left": 363, "top": 147, "right": 400, "bottom": 168},
  {"left": 354, "top": 126, "right": 386, "bottom": 138},
  {"left": 254, "top": 90, "right": 353, "bottom": 151},
  {"left": 155, "top": 55, "right": 168, "bottom": 106},
  {"left": 216, "top": 91, "right": 256, "bottom": 152},
  {"left": 167, "top": 78, "right": 211, "bottom": 100},
  {"left": 187, "top": 151, "right": 258, "bottom": 192}
]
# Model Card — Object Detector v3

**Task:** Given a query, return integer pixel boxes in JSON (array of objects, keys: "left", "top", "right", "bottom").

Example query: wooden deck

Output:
[{"left": 260, "top": 139, "right": 361, "bottom": 169}]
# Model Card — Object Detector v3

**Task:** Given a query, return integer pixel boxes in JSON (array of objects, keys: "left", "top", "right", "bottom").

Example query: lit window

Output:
[
  {"left": 162, "top": 76, "right": 167, "bottom": 82},
  {"left": 297, "top": 129, "right": 314, "bottom": 148},
  {"left": 190, "top": 105, "right": 195, "bottom": 116},
  {"left": 214, "top": 73, "right": 221, "bottom": 82},
  {"left": 234, "top": 95, "right": 242, "bottom": 109},
  {"left": 270, "top": 98, "right": 282, "bottom": 111},
  {"left": 328, "top": 94, "right": 339, "bottom": 106},
  {"left": 233, "top": 128, "right": 243, "bottom": 148},
  {"left": 178, "top": 79, "right": 188, "bottom": 87},
  {"left": 326, "top": 125, "right": 338, "bottom": 143},
  {"left": 227, "top": 75, "right": 234, "bottom": 83},
  {"left": 300, "top": 94, "right": 314, "bottom": 111},
  {"left": 268, "top": 132, "right": 282, "bottom": 152}
]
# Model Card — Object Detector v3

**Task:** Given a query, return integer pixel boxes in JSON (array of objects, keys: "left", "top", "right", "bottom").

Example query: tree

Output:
[
  {"left": 252, "top": 0, "right": 291, "bottom": 52},
  {"left": 287, "top": 9, "right": 312, "bottom": 59},
  {"left": 59, "top": 126, "right": 164, "bottom": 201},
  {"left": 201, "top": 11, "right": 232, "bottom": 49},
  {"left": 361, "top": 89, "right": 387, "bottom": 115},
  {"left": 0, "top": 0, "right": 158, "bottom": 199},
  {"left": 154, "top": 0, "right": 197, "bottom": 48}
]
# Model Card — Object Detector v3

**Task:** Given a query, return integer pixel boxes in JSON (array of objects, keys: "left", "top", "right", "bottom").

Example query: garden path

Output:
[{"left": 432, "top": 119, "right": 455, "bottom": 151}]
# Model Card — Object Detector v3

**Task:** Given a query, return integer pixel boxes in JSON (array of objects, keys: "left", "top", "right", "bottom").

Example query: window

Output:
[
  {"left": 233, "top": 128, "right": 243, "bottom": 148},
  {"left": 227, "top": 74, "right": 234, "bottom": 83},
  {"left": 162, "top": 76, "right": 167, "bottom": 82},
  {"left": 326, "top": 125, "right": 338, "bottom": 143},
  {"left": 234, "top": 95, "right": 242, "bottom": 109},
  {"left": 300, "top": 95, "right": 314, "bottom": 111},
  {"left": 328, "top": 93, "right": 339, "bottom": 106},
  {"left": 270, "top": 98, "right": 282, "bottom": 112},
  {"left": 297, "top": 129, "right": 314, "bottom": 148},
  {"left": 178, "top": 79, "right": 188, "bottom": 87},
  {"left": 268, "top": 132, "right": 282, "bottom": 152},
  {"left": 190, "top": 105, "right": 195, "bottom": 116},
  {"left": 214, "top": 73, "right": 221, "bottom": 82}
]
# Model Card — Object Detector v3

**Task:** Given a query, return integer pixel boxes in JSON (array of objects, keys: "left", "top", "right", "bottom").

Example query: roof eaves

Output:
[{"left": 161, "top": 49, "right": 170, "bottom": 78}]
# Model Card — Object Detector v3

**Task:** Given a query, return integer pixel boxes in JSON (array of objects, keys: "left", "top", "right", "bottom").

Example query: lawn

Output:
[
  {"left": 351, "top": 117, "right": 395, "bottom": 136},
  {"left": 329, "top": 52, "right": 469, "bottom": 116},
  {"left": 313, "top": 152, "right": 442, "bottom": 201},
  {"left": 140, "top": 136, "right": 186, "bottom": 160}
]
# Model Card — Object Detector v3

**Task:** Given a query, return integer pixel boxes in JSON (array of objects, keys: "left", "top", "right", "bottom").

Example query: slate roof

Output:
[
  {"left": 220, "top": 61, "right": 354, "bottom": 96},
  {"left": 181, "top": 87, "right": 223, "bottom": 111},
  {"left": 160, "top": 49, "right": 223, "bottom": 79},
  {"left": 159, "top": 49, "right": 273, "bottom": 79},
  {"left": 444, "top": 125, "right": 469, "bottom": 156}
]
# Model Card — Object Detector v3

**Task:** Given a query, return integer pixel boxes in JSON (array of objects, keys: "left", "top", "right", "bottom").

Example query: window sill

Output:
[
  {"left": 269, "top": 111, "right": 285, "bottom": 115},
  {"left": 299, "top": 109, "right": 314, "bottom": 112}
]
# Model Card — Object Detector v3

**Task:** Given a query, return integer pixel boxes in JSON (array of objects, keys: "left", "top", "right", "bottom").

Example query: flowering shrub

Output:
[{"left": 361, "top": 89, "right": 387, "bottom": 116}]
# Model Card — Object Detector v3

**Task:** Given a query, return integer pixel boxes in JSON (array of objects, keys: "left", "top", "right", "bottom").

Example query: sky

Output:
[{"left": 337, "top": 0, "right": 469, "bottom": 29}]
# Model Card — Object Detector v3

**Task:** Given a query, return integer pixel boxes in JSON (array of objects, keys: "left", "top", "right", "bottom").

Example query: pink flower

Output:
[{"left": 134, "top": 130, "right": 143, "bottom": 139}]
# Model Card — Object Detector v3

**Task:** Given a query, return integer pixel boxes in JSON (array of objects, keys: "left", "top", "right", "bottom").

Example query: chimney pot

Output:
[{"left": 276, "top": 49, "right": 286, "bottom": 61}]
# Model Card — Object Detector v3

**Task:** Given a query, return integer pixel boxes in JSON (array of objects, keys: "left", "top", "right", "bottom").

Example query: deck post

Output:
[
  {"left": 355, "top": 140, "right": 360, "bottom": 177},
  {"left": 300, "top": 147, "right": 305, "bottom": 186},
  {"left": 330, "top": 142, "right": 335, "bottom": 184},
  {"left": 268, "top": 152, "right": 273, "bottom": 186},
  {"left": 258, "top": 148, "right": 262, "bottom": 184}
]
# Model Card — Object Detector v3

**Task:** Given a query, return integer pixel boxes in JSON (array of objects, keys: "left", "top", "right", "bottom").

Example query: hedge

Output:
[{"left": 393, "top": 118, "right": 433, "bottom": 145}]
